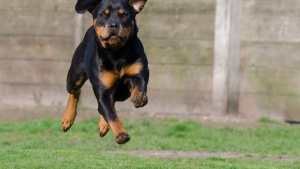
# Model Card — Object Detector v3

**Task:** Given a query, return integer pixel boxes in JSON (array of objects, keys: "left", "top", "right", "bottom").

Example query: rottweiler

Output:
[{"left": 61, "top": 0, "right": 149, "bottom": 144}]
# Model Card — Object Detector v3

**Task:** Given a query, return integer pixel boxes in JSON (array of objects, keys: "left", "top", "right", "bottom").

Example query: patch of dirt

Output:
[{"left": 99, "top": 150, "right": 298, "bottom": 162}]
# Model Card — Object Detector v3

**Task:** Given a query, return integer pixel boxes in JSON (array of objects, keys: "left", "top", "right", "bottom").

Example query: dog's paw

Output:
[
  {"left": 115, "top": 132, "right": 130, "bottom": 144},
  {"left": 98, "top": 122, "right": 110, "bottom": 137},
  {"left": 132, "top": 92, "right": 148, "bottom": 108},
  {"left": 61, "top": 118, "right": 74, "bottom": 132}
]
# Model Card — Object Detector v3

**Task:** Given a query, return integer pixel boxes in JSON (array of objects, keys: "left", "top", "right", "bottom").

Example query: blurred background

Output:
[{"left": 1, "top": 0, "right": 300, "bottom": 122}]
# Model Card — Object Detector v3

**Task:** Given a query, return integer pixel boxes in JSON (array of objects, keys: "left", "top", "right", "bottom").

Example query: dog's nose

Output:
[{"left": 109, "top": 22, "right": 119, "bottom": 31}]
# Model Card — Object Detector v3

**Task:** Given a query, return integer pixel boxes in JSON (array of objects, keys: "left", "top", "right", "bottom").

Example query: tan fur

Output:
[
  {"left": 119, "top": 9, "right": 124, "bottom": 14},
  {"left": 98, "top": 115, "right": 110, "bottom": 137},
  {"left": 105, "top": 106, "right": 129, "bottom": 142},
  {"left": 70, "top": 76, "right": 88, "bottom": 93},
  {"left": 93, "top": 19, "right": 135, "bottom": 51},
  {"left": 105, "top": 9, "right": 110, "bottom": 14},
  {"left": 121, "top": 24, "right": 133, "bottom": 39},
  {"left": 61, "top": 91, "right": 80, "bottom": 131},
  {"left": 94, "top": 19, "right": 110, "bottom": 45},
  {"left": 120, "top": 62, "right": 143, "bottom": 77},
  {"left": 99, "top": 70, "right": 119, "bottom": 89},
  {"left": 109, "top": 119, "right": 128, "bottom": 139},
  {"left": 131, "top": 86, "right": 139, "bottom": 99}
]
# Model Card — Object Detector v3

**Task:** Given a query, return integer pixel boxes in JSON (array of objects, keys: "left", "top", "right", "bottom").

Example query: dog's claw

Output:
[
  {"left": 132, "top": 92, "right": 148, "bottom": 108},
  {"left": 98, "top": 123, "right": 110, "bottom": 138},
  {"left": 115, "top": 132, "right": 130, "bottom": 144},
  {"left": 62, "top": 120, "right": 73, "bottom": 132}
]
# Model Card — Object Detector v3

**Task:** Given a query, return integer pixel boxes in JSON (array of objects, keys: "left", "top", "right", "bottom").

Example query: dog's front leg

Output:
[
  {"left": 95, "top": 88, "right": 130, "bottom": 144},
  {"left": 90, "top": 67, "right": 130, "bottom": 144},
  {"left": 129, "top": 66, "right": 149, "bottom": 108}
]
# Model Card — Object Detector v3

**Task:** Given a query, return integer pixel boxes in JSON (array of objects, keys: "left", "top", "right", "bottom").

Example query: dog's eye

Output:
[
  {"left": 122, "top": 14, "right": 128, "bottom": 19},
  {"left": 100, "top": 14, "right": 107, "bottom": 18}
]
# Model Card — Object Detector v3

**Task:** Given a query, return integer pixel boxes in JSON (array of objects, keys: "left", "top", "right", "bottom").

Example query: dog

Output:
[{"left": 61, "top": 0, "right": 149, "bottom": 144}]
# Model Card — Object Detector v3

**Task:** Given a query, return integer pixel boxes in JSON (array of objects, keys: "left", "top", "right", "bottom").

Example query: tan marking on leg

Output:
[
  {"left": 109, "top": 119, "right": 125, "bottom": 136},
  {"left": 99, "top": 70, "right": 119, "bottom": 89},
  {"left": 75, "top": 76, "right": 87, "bottom": 87},
  {"left": 104, "top": 105, "right": 130, "bottom": 144},
  {"left": 62, "top": 90, "right": 80, "bottom": 132},
  {"left": 108, "top": 119, "right": 130, "bottom": 144},
  {"left": 120, "top": 62, "right": 143, "bottom": 77},
  {"left": 70, "top": 76, "right": 88, "bottom": 93},
  {"left": 131, "top": 86, "right": 139, "bottom": 100},
  {"left": 98, "top": 115, "right": 110, "bottom": 137}
]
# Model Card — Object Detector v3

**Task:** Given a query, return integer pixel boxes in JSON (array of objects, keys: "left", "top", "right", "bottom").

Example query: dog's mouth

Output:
[
  {"left": 109, "top": 34, "right": 118, "bottom": 39},
  {"left": 100, "top": 34, "right": 126, "bottom": 42}
]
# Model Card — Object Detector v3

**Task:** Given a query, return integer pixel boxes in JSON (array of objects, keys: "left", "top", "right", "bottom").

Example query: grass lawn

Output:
[{"left": 1, "top": 116, "right": 300, "bottom": 168}]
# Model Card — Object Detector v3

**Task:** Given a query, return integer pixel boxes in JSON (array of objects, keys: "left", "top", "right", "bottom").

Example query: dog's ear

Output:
[
  {"left": 75, "top": 0, "right": 101, "bottom": 14},
  {"left": 128, "top": 0, "right": 147, "bottom": 13}
]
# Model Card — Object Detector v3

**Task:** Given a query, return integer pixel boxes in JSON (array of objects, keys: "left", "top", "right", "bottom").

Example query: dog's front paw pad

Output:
[
  {"left": 98, "top": 124, "right": 110, "bottom": 138},
  {"left": 132, "top": 92, "right": 148, "bottom": 108},
  {"left": 115, "top": 132, "right": 130, "bottom": 144},
  {"left": 61, "top": 119, "right": 73, "bottom": 132}
]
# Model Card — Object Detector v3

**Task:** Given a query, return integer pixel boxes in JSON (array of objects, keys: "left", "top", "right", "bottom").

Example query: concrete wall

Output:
[
  {"left": 1, "top": 0, "right": 300, "bottom": 120},
  {"left": 239, "top": 0, "right": 300, "bottom": 120},
  {"left": 0, "top": 0, "right": 216, "bottom": 116}
]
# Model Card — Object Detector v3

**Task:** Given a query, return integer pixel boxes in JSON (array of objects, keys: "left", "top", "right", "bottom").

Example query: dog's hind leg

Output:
[
  {"left": 62, "top": 90, "right": 82, "bottom": 132},
  {"left": 98, "top": 114, "right": 110, "bottom": 137},
  {"left": 62, "top": 42, "right": 88, "bottom": 132}
]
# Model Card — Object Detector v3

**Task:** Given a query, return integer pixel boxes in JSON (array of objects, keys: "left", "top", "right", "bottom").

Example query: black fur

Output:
[{"left": 65, "top": 0, "right": 149, "bottom": 141}]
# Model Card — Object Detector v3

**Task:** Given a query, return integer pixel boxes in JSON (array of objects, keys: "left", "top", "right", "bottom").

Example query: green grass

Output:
[
  {"left": 1, "top": 149, "right": 299, "bottom": 169},
  {"left": 1, "top": 117, "right": 300, "bottom": 168},
  {"left": 259, "top": 117, "right": 279, "bottom": 124}
]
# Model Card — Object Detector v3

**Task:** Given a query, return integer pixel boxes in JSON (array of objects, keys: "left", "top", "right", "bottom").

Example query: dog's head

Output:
[{"left": 76, "top": 0, "right": 147, "bottom": 51}]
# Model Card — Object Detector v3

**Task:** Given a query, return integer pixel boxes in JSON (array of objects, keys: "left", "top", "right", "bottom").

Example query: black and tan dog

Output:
[{"left": 61, "top": 0, "right": 149, "bottom": 144}]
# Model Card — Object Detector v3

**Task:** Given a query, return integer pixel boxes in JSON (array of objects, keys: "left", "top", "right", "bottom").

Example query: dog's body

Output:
[{"left": 61, "top": 0, "right": 148, "bottom": 144}]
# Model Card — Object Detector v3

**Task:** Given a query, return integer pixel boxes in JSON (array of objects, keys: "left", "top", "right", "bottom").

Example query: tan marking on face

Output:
[
  {"left": 94, "top": 19, "right": 106, "bottom": 36},
  {"left": 122, "top": 21, "right": 134, "bottom": 36},
  {"left": 119, "top": 9, "right": 124, "bottom": 14},
  {"left": 121, "top": 27, "right": 132, "bottom": 39},
  {"left": 122, "top": 21, "right": 134, "bottom": 38},
  {"left": 99, "top": 70, "right": 119, "bottom": 89},
  {"left": 103, "top": 20, "right": 134, "bottom": 51},
  {"left": 105, "top": 9, "right": 110, "bottom": 14},
  {"left": 94, "top": 19, "right": 111, "bottom": 47},
  {"left": 94, "top": 20, "right": 134, "bottom": 51},
  {"left": 120, "top": 62, "right": 143, "bottom": 77},
  {"left": 94, "top": 19, "right": 106, "bottom": 39}
]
